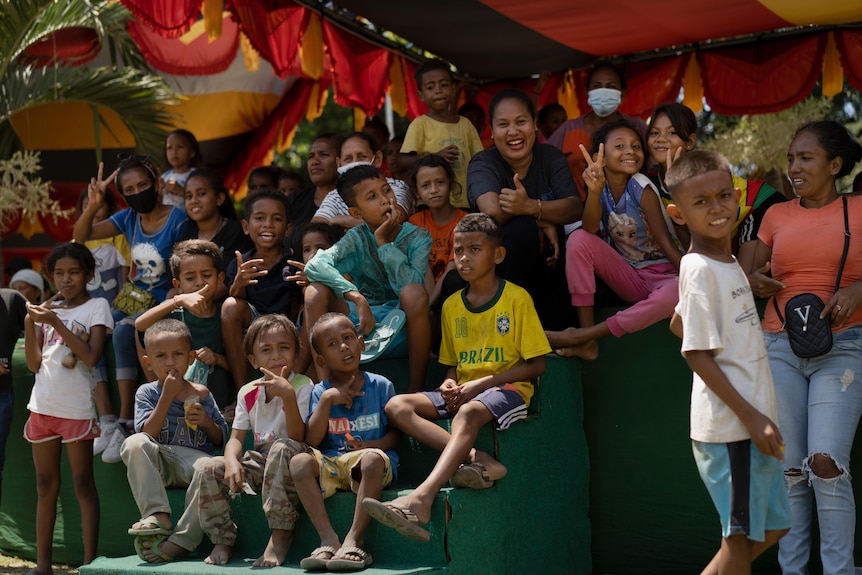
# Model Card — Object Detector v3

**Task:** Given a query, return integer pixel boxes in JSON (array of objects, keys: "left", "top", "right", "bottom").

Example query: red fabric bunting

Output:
[
  {"left": 38, "top": 182, "right": 82, "bottom": 243},
  {"left": 698, "top": 35, "right": 825, "bottom": 115},
  {"left": 228, "top": 0, "right": 308, "bottom": 78},
  {"left": 20, "top": 27, "right": 101, "bottom": 67},
  {"left": 323, "top": 20, "right": 391, "bottom": 115},
  {"left": 399, "top": 58, "right": 427, "bottom": 120},
  {"left": 128, "top": 17, "right": 239, "bottom": 76},
  {"left": 223, "top": 78, "right": 320, "bottom": 192},
  {"left": 0, "top": 211, "right": 22, "bottom": 239},
  {"left": 119, "top": 0, "right": 202, "bottom": 38},
  {"left": 836, "top": 30, "right": 862, "bottom": 94},
  {"left": 618, "top": 57, "right": 687, "bottom": 119}
]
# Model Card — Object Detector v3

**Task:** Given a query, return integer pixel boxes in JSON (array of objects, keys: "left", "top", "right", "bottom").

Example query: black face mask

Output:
[{"left": 124, "top": 185, "right": 158, "bottom": 214}]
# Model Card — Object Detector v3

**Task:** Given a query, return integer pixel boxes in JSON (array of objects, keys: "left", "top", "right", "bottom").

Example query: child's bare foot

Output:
[
  {"left": 554, "top": 340, "right": 599, "bottom": 360},
  {"left": 204, "top": 543, "right": 233, "bottom": 565},
  {"left": 473, "top": 451, "right": 508, "bottom": 481},
  {"left": 138, "top": 537, "right": 187, "bottom": 563},
  {"left": 253, "top": 530, "right": 293, "bottom": 567},
  {"left": 545, "top": 327, "right": 582, "bottom": 348}
]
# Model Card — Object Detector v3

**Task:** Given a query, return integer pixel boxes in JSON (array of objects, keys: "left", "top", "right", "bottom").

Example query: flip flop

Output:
[
  {"left": 134, "top": 535, "right": 175, "bottom": 563},
  {"left": 361, "top": 498, "right": 430, "bottom": 542},
  {"left": 450, "top": 461, "right": 495, "bottom": 490},
  {"left": 327, "top": 546, "right": 373, "bottom": 571},
  {"left": 128, "top": 517, "right": 172, "bottom": 536},
  {"left": 360, "top": 309, "right": 406, "bottom": 363},
  {"left": 300, "top": 545, "right": 338, "bottom": 571}
]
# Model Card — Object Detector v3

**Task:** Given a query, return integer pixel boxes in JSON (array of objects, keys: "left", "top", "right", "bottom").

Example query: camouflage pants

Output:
[{"left": 198, "top": 438, "right": 309, "bottom": 546}]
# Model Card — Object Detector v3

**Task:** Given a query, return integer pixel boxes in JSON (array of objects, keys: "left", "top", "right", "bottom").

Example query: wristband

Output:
[{"left": 535, "top": 198, "right": 543, "bottom": 222}]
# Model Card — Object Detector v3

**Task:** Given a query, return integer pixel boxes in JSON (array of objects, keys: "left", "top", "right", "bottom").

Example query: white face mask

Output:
[{"left": 587, "top": 88, "right": 622, "bottom": 118}]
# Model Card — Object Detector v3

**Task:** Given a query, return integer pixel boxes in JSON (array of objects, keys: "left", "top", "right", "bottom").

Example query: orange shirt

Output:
[
  {"left": 759, "top": 195, "right": 862, "bottom": 332},
  {"left": 408, "top": 209, "right": 468, "bottom": 281}
]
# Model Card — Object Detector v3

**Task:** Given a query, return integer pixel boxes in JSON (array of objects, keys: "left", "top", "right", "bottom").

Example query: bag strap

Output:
[
  {"left": 834, "top": 195, "right": 851, "bottom": 292},
  {"left": 772, "top": 195, "right": 850, "bottom": 326}
]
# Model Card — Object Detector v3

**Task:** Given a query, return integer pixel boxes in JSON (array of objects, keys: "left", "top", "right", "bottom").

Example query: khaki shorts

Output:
[{"left": 312, "top": 447, "right": 393, "bottom": 499}]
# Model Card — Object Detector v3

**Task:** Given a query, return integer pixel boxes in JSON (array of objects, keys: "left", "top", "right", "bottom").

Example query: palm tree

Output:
[
  {"left": 0, "top": 0, "right": 176, "bottom": 159},
  {"left": 0, "top": 0, "right": 176, "bottom": 281}
]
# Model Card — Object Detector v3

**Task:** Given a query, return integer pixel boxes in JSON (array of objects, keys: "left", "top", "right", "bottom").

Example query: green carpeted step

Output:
[{"left": 81, "top": 554, "right": 447, "bottom": 574}]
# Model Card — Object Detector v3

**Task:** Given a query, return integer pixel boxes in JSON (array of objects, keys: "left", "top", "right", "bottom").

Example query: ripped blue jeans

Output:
[{"left": 764, "top": 326, "right": 862, "bottom": 575}]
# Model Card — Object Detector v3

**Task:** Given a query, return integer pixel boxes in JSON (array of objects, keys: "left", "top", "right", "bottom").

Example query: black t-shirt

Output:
[
  {"left": 287, "top": 186, "right": 321, "bottom": 255},
  {"left": 0, "top": 289, "right": 27, "bottom": 393},
  {"left": 181, "top": 218, "right": 253, "bottom": 262}
]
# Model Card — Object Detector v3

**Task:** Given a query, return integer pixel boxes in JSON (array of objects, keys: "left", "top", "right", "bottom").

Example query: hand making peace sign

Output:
[{"left": 579, "top": 143, "right": 606, "bottom": 196}]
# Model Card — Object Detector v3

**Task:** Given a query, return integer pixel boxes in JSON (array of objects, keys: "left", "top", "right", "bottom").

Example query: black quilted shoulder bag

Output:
[{"left": 772, "top": 196, "right": 850, "bottom": 358}]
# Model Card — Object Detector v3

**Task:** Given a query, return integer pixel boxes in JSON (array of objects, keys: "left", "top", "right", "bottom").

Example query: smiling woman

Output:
[{"left": 466, "top": 89, "right": 582, "bottom": 329}]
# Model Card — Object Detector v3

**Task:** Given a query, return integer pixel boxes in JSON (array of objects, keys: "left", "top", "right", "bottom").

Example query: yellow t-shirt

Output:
[
  {"left": 401, "top": 115, "right": 483, "bottom": 209},
  {"left": 439, "top": 280, "right": 551, "bottom": 405}
]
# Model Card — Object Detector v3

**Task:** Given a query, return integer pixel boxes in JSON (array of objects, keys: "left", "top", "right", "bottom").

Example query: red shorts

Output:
[{"left": 24, "top": 413, "right": 100, "bottom": 443}]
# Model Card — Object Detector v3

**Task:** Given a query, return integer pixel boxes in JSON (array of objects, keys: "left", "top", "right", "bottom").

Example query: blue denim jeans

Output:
[
  {"left": 764, "top": 326, "right": 862, "bottom": 575},
  {"left": 112, "top": 308, "right": 140, "bottom": 381},
  {"left": 0, "top": 387, "right": 13, "bottom": 505}
]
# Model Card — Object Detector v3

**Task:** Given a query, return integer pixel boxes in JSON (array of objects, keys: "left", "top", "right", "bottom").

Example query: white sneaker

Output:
[
  {"left": 93, "top": 422, "right": 117, "bottom": 456},
  {"left": 101, "top": 425, "right": 129, "bottom": 464}
]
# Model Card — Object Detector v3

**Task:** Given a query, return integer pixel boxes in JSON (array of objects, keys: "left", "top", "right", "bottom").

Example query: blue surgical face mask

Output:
[{"left": 587, "top": 88, "right": 622, "bottom": 118}]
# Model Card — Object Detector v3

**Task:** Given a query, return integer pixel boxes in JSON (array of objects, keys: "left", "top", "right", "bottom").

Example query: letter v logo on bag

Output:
[{"left": 794, "top": 304, "right": 811, "bottom": 331}]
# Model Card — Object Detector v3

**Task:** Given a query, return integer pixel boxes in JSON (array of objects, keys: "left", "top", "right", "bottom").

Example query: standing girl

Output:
[
  {"left": 73, "top": 155, "right": 189, "bottom": 460},
  {"left": 162, "top": 129, "right": 203, "bottom": 208},
  {"left": 546, "top": 119, "right": 682, "bottom": 359},
  {"left": 75, "top": 187, "right": 130, "bottom": 457},
  {"left": 408, "top": 154, "right": 467, "bottom": 305},
  {"left": 23, "top": 243, "right": 113, "bottom": 573},
  {"left": 182, "top": 167, "right": 251, "bottom": 259}
]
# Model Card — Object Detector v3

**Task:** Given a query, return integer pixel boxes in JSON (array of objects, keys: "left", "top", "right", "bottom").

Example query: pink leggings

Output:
[{"left": 565, "top": 230, "right": 678, "bottom": 337}]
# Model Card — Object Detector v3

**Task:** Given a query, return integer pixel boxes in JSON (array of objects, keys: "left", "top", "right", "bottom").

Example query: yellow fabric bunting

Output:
[
  {"left": 821, "top": 32, "right": 843, "bottom": 98},
  {"left": 388, "top": 56, "right": 407, "bottom": 117},
  {"left": 240, "top": 32, "right": 259, "bottom": 73},
  {"left": 557, "top": 72, "right": 580, "bottom": 119},
  {"left": 682, "top": 54, "right": 704, "bottom": 114},
  {"left": 301, "top": 12, "right": 324, "bottom": 80},
  {"left": 202, "top": 0, "right": 224, "bottom": 41}
]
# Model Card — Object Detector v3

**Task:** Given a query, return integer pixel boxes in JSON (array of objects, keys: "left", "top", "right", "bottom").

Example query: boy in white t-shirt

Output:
[{"left": 666, "top": 150, "right": 790, "bottom": 574}]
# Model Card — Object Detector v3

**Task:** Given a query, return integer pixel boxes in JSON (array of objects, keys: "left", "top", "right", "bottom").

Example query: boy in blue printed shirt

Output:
[
  {"left": 303, "top": 164, "right": 432, "bottom": 393},
  {"left": 290, "top": 313, "right": 399, "bottom": 571},
  {"left": 666, "top": 150, "right": 790, "bottom": 574},
  {"left": 122, "top": 319, "right": 228, "bottom": 541}
]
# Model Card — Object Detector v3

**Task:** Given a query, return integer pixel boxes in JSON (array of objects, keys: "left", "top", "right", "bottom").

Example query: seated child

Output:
[
  {"left": 278, "top": 170, "right": 304, "bottom": 199},
  {"left": 290, "top": 312, "right": 399, "bottom": 571},
  {"left": 400, "top": 59, "right": 483, "bottom": 209},
  {"left": 137, "top": 314, "right": 313, "bottom": 566},
  {"left": 312, "top": 132, "right": 415, "bottom": 228},
  {"left": 222, "top": 189, "right": 295, "bottom": 411},
  {"left": 362, "top": 214, "right": 550, "bottom": 542},
  {"left": 122, "top": 319, "right": 228, "bottom": 546},
  {"left": 303, "top": 165, "right": 432, "bottom": 393},
  {"left": 287, "top": 222, "right": 347, "bottom": 382},
  {"left": 546, "top": 119, "right": 682, "bottom": 361},
  {"left": 666, "top": 150, "right": 790, "bottom": 573},
  {"left": 135, "top": 239, "right": 233, "bottom": 410}
]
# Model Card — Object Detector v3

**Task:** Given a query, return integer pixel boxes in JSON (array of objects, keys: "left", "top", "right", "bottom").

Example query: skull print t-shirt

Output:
[{"left": 109, "top": 207, "right": 190, "bottom": 302}]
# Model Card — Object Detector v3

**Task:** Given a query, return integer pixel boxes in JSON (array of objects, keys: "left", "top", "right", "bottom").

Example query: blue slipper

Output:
[{"left": 360, "top": 309, "right": 406, "bottom": 364}]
